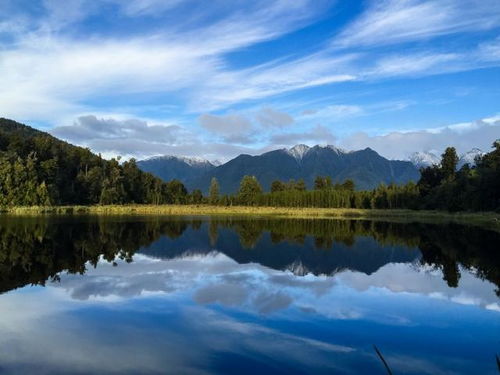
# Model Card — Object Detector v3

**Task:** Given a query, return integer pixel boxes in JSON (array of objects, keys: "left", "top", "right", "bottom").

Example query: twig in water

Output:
[{"left": 373, "top": 345, "right": 393, "bottom": 375}]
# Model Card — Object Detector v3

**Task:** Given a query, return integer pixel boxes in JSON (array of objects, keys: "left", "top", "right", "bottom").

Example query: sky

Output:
[{"left": 1, "top": 0, "right": 500, "bottom": 161}]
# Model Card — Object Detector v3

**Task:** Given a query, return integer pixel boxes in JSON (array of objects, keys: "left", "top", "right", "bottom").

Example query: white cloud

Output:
[
  {"left": 2, "top": 0, "right": 499, "bottom": 125},
  {"left": 0, "top": 0, "right": 332, "bottom": 121},
  {"left": 192, "top": 53, "right": 358, "bottom": 111},
  {"left": 334, "top": 0, "right": 500, "bottom": 48},
  {"left": 51, "top": 115, "right": 195, "bottom": 159},
  {"left": 477, "top": 37, "right": 500, "bottom": 62},
  {"left": 340, "top": 118, "right": 500, "bottom": 159},
  {"left": 256, "top": 107, "right": 294, "bottom": 128},
  {"left": 300, "top": 104, "right": 363, "bottom": 119},
  {"left": 270, "top": 124, "right": 337, "bottom": 145},
  {"left": 116, "top": 0, "right": 184, "bottom": 16},
  {"left": 50, "top": 114, "right": 260, "bottom": 160},
  {"left": 198, "top": 113, "right": 254, "bottom": 143}
]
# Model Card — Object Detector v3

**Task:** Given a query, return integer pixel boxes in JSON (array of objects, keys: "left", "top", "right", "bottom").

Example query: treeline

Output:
[
  {"left": 206, "top": 142, "right": 500, "bottom": 212},
  {"left": 1, "top": 118, "right": 499, "bottom": 212},
  {"left": 0, "top": 118, "right": 199, "bottom": 206},
  {"left": 207, "top": 175, "right": 419, "bottom": 209},
  {"left": 418, "top": 143, "right": 500, "bottom": 211}
]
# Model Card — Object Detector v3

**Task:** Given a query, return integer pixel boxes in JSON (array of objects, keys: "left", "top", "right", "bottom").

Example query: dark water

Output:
[{"left": 0, "top": 216, "right": 498, "bottom": 374}]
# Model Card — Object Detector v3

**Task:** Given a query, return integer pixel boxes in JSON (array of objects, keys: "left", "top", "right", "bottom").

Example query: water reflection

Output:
[
  {"left": 0, "top": 216, "right": 498, "bottom": 374},
  {"left": 0, "top": 216, "right": 498, "bottom": 295}
]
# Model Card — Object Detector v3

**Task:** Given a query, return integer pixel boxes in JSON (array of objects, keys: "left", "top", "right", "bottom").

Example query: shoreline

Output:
[{"left": 1, "top": 204, "right": 499, "bottom": 228}]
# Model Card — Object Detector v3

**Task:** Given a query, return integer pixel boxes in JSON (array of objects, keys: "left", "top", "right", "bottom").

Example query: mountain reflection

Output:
[{"left": 0, "top": 216, "right": 498, "bottom": 296}]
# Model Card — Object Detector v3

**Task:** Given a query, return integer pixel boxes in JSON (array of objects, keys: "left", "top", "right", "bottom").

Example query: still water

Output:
[{"left": 0, "top": 216, "right": 498, "bottom": 374}]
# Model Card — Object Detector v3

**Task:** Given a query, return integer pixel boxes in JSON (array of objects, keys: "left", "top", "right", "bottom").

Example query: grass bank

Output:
[{"left": 2, "top": 204, "right": 499, "bottom": 228}]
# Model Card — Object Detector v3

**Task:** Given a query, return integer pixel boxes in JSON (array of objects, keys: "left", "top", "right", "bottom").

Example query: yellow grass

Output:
[{"left": 2, "top": 204, "right": 499, "bottom": 228}]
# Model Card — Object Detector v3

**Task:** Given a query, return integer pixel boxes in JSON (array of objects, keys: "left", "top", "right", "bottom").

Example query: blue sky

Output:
[{"left": 1, "top": 0, "right": 500, "bottom": 161}]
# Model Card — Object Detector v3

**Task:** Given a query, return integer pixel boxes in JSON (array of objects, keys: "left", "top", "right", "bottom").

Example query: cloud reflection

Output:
[{"left": 50, "top": 250, "right": 499, "bottom": 317}]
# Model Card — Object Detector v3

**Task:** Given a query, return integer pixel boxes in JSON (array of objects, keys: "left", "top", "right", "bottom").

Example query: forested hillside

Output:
[{"left": 0, "top": 118, "right": 192, "bottom": 206}]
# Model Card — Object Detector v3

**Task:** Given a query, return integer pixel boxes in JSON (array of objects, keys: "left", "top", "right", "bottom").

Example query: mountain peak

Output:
[
  {"left": 408, "top": 151, "right": 441, "bottom": 168},
  {"left": 458, "top": 148, "right": 484, "bottom": 168},
  {"left": 287, "top": 144, "right": 311, "bottom": 160},
  {"left": 326, "top": 144, "right": 346, "bottom": 154}
]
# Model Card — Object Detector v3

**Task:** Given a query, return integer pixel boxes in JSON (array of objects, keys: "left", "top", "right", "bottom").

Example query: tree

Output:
[
  {"left": 341, "top": 179, "right": 355, "bottom": 191},
  {"left": 190, "top": 189, "right": 203, "bottom": 204},
  {"left": 36, "top": 182, "right": 52, "bottom": 206},
  {"left": 238, "top": 175, "right": 262, "bottom": 204},
  {"left": 166, "top": 179, "right": 188, "bottom": 204},
  {"left": 441, "top": 147, "right": 459, "bottom": 181},
  {"left": 418, "top": 165, "right": 442, "bottom": 197},
  {"left": 209, "top": 177, "right": 220, "bottom": 204},
  {"left": 314, "top": 176, "right": 326, "bottom": 190},
  {"left": 295, "top": 179, "right": 306, "bottom": 191},
  {"left": 271, "top": 180, "right": 286, "bottom": 193}
]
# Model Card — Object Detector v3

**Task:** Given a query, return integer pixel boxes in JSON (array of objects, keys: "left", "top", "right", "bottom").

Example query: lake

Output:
[{"left": 0, "top": 216, "right": 498, "bottom": 374}]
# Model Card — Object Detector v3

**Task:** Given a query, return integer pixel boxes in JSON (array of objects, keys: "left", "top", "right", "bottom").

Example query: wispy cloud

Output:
[
  {"left": 1, "top": 0, "right": 500, "bottom": 159},
  {"left": 334, "top": 0, "right": 500, "bottom": 48},
  {"left": 0, "top": 0, "right": 331, "bottom": 121}
]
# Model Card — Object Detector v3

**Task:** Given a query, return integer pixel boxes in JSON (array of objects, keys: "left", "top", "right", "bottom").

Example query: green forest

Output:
[
  {"left": 0, "top": 118, "right": 195, "bottom": 206},
  {"left": 1, "top": 118, "right": 499, "bottom": 212}
]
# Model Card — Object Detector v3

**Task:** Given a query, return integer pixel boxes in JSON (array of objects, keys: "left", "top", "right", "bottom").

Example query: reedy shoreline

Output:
[{"left": 2, "top": 204, "right": 500, "bottom": 229}]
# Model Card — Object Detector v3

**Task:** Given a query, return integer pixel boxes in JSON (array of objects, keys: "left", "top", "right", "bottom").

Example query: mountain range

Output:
[{"left": 138, "top": 144, "right": 421, "bottom": 193}]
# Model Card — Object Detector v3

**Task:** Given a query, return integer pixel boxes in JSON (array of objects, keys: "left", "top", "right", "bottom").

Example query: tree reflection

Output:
[{"left": 0, "top": 216, "right": 498, "bottom": 295}]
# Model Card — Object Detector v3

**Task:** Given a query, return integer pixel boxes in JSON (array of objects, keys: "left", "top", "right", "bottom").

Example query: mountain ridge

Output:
[{"left": 139, "top": 144, "right": 420, "bottom": 193}]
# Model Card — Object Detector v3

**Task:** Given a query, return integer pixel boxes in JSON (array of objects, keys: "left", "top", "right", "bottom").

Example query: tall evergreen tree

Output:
[
  {"left": 441, "top": 147, "right": 459, "bottom": 181},
  {"left": 209, "top": 177, "right": 220, "bottom": 204},
  {"left": 238, "top": 175, "right": 262, "bottom": 205}
]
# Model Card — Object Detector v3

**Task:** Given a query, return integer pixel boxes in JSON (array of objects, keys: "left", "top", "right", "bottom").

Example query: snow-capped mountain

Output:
[
  {"left": 458, "top": 148, "right": 484, "bottom": 168},
  {"left": 137, "top": 155, "right": 217, "bottom": 186},
  {"left": 286, "top": 144, "right": 348, "bottom": 161},
  {"left": 408, "top": 148, "right": 485, "bottom": 169},
  {"left": 143, "top": 155, "right": 215, "bottom": 168},
  {"left": 408, "top": 151, "right": 441, "bottom": 168},
  {"left": 138, "top": 144, "right": 420, "bottom": 193},
  {"left": 286, "top": 144, "right": 311, "bottom": 160},
  {"left": 191, "top": 144, "right": 418, "bottom": 193}
]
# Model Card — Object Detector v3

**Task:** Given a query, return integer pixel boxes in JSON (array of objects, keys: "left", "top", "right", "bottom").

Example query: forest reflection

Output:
[{"left": 0, "top": 216, "right": 498, "bottom": 296}]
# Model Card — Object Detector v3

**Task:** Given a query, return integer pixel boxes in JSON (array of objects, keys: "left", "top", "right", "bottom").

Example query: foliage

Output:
[
  {"left": 238, "top": 175, "right": 262, "bottom": 205},
  {"left": 0, "top": 118, "right": 187, "bottom": 206},
  {"left": 209, "top": 177, "right": 219, "bottom": 204}
]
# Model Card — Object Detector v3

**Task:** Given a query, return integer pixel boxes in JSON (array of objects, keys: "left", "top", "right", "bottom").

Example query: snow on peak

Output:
[
  {"left": 287, "top": 144, "right": 311, "bottom": 160},
  {"left": 409, "top": 148, "right": 485, "bottom": 169},
  {"left": 408, "top": 151, "right": 440, "bottom": 168},
  {"left": 326, "top": 144, "right": 346, "bottom": 154},
  {"left": 143, "top": 155, "right": 214, "bottom": 167},
  {"left": 178, "top": 156, "right": 213, "bottom": 167},
  {"left": 458, "top": 148, "right": 484, "bottom": 168},
  {"left": 211, "top": 159, "right": 223, "bottom": 167}
]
